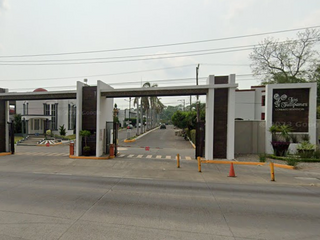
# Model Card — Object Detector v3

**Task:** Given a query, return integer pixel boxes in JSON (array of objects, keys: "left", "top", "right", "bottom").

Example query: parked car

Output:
[
  {"left": 127, "top": 124, "right": 133, "bottom": 129},
  {"left": 160, "top": 124, "right": 166, "bottom": 129}
]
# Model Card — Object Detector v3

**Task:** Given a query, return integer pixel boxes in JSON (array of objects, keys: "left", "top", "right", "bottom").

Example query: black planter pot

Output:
[{"left": 271, "top": 142, "right": 290, "bottom": 156}]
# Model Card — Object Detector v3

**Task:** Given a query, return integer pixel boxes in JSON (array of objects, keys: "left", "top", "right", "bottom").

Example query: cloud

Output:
[{"left": 0, "top": 0, "right": 9, "bottom": 10}]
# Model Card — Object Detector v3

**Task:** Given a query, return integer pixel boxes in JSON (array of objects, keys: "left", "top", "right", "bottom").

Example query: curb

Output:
[
  {"left": 124, "top": 127, "right": 159, "bottom": 143},
  {"left": 0, "top": 152, "right": 11, "bottom": 156}
]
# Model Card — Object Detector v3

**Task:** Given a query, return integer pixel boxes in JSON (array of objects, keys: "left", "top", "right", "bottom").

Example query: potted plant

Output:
[
  {"left": 297, "top": 141, "right": 315, "bottom": 158},
  {"left": 79, "top": 130, "right": 91, "bottom": 156},
  {"left": 269, "top": 124, "right": 292, "bottom": 156}
]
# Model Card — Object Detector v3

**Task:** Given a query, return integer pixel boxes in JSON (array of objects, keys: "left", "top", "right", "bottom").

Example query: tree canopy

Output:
[{"left": 249, "top": 28, "right": 320, "bottom": 84}]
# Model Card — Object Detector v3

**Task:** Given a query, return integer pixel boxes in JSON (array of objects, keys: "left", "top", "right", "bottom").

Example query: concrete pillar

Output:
[{"left": 205, "top": 75, "right": 215, "bottom": 160}]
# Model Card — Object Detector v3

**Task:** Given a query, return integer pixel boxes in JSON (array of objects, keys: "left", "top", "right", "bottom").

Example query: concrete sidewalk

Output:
[{"left": 0, "top": 147, "right": 319, "bottom": 187}]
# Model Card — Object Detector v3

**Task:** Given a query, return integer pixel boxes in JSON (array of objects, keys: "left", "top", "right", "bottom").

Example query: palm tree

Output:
[{"left": 133, "top": 82, "right": 164, "bottom": 130}]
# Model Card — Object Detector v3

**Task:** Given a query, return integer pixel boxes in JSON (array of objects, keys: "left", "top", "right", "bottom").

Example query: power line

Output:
[
  {"left": 0, "top": 47, "right": 255, "bottom": 65},
  {"left": 2, "top": 38, "right": 318, "bottom": 66},
  {"left": 7, "top": 75, "right": 257, "bottom": 91},
  {"left": 1, "top": 25, "right": 319, "bottom": 59}
]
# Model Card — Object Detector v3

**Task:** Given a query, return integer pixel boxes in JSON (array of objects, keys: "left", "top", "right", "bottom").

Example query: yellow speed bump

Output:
[{"left": 124, "top": 139, "right": 136, "bottom": 143}]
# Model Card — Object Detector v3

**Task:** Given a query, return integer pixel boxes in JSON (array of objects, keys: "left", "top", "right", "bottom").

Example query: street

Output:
[
  {"left": 119, "top": 125, "right": 195, "bottom": 160},
  {"left": 0, "top": 126, "right": 319, "bottom": 239},
  {"left": 0, "top": 168, "right": 319, "bottom": 240}
]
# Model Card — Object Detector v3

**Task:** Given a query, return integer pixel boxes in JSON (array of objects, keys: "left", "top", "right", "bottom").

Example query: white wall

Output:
[
  {"left": 235, "top": 91, "right": 255, "bottom": 120},
  {"left": 96, "top": 80, "right": 114, "bottom": 157}
]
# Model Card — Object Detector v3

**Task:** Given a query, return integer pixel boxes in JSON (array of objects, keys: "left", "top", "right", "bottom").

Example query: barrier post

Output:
[
  {"left": 177, "top": 154, "right": 180, "bottom": 168},
  {"left": 197, "top": 156, "right": 201, "bottom": 172},
  {"left": 69, "top": 141, "right": 74, "bottom": 155},
  {"left": 270, "top": 162, "right": 275, "bottom": 181}
]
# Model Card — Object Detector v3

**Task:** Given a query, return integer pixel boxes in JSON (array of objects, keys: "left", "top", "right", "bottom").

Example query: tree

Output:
[
  {"left": 14, "top": 114, "right": 22, "bottom": 134},
  {"left": 250, "top": 28, "right": 320, "bottom": 84},
  {"left": 133, "top": 82, "right": 164, "bottom": 129}
]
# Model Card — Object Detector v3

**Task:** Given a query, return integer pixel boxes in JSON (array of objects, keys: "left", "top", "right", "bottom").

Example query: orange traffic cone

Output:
[{"left": 228, "top": 163, "right": 236, "bottom": 177}]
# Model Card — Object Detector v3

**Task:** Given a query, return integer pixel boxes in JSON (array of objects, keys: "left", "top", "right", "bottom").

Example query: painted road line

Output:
[
  {"left": 118, "top": 154, "right": 125, "bottom": 157},
  {"left": 185, "top": 156, "right": 192, "bottom": 160},
  {"left": 127, "top": 154, "right": 134, "bottom": 158},
  {"left": 146, "top": 155, "right": 152, "bottom": 159},
  {"left": 137, "top": 155, "right": 143, "bottom": 158},
  {"left": 166, "top": 156, "right": 171, "bottom": 159},
  {"left": 156, "top": 155, "right": 162, "bottom": 159}
]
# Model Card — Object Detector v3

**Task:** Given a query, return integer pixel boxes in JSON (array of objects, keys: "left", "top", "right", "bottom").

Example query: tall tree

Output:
[
  {"left": 133, "top": 82, "right": 164, "bottom": 129},
  {"left": 250, "top": 28, "right": 320, "bottom": 84}
]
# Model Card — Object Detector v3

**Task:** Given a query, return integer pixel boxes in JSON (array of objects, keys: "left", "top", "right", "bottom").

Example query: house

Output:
[{"left": 15, "top": 88, "right": 76, "bottom": 136}]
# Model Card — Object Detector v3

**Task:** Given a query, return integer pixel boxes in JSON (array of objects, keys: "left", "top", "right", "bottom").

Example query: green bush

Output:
[
  {"left": 59, "top": 124, "right": 66, "bottom": 136},
  {"left": 286, "top": 156, "right": 298, "bottom": 167},
  {"left": 259, "top": 153, "right": 266, "bottom": 162}
]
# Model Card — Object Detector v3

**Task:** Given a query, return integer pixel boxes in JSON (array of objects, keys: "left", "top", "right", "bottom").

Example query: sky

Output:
[{"left": 1, "top": 0, "right": 320, "bottom": 109}]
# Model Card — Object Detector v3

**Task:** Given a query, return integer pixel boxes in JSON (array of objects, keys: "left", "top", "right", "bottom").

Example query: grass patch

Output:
[
  {"left": 14, "top": 136, "right": 24, "bottom": 144},
  {"left": 258, "top": 153, "right": 267, "bottom": 162},
  {"left": 268, "top": 154, "right": 320, "bottom": 163}
]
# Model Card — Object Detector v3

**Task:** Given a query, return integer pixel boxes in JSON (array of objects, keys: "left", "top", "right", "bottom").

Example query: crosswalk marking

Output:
[{"left": 14, "top": 152, "right": 193, "bottom": 160}]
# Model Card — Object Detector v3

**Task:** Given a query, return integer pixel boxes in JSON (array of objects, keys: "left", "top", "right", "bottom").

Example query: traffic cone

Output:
[{"left": 228, "top": 163, "right": 236, "bottom": 177}]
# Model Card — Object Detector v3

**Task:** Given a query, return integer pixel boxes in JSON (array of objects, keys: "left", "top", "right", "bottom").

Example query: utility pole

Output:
[{"left": 196, "top": 64, "right": 200, "bottom": 122}]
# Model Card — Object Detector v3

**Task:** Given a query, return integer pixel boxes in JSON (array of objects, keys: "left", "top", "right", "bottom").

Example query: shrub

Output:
[
  {"left": 286, "top": 156, "right": 298, "bottom": 167},
  {"left": 297, "top": 141, "right": 315, "bottom": 158},
  {"left": 259, "top": 153, "right": 266, "bottom": 162},
  {"left": 313, "top": 148, "right": 320, "bottom": 159},
  {"left": 59, "top": 124, "right": 66, "bottom": 136}
]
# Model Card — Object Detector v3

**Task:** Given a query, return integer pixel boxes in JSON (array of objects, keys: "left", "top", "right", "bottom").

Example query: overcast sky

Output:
[{"left": 1, "top": 0, "right": 320, "bottom": 108}]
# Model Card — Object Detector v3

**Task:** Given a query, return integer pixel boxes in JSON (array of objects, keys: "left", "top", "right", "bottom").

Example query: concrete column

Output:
[
  {"left": 227, "top": 74, "right": 236, "bottom": 160},
  {"left": 205, "top": 75, "right": 215, "bottom": 160},
  {"left": 75, "top": 81, "right": 85, "bottom": 156}
]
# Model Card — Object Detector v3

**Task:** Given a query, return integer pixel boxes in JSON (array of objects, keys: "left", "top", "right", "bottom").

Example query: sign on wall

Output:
[{"left": 272, "top": 88, "right": 309, "bottom": 132}]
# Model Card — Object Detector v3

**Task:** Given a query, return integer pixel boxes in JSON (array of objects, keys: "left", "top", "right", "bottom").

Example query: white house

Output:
[
  {"left": 235, "top": 86, "right": 266, "bottom": 120},
  {"left": 15, "top": 88, "right": 76, "bottom": 136}
]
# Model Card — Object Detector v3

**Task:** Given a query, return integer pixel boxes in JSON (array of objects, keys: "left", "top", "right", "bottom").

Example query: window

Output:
[
  {"left": 51, "top": 103, "right": 58, "bottom": 130},
  {"left": 23, "top": 102, "right": 28, "bottom": 115},
  {"left": 43, "top": 104, "right": 50, "bottom": 115},
  {"left": 261, "top": 95, "right": 265, "bottom": 106},
  {"left": 261, "top": 112, "right": 265, "bottom": 120},
  {"left": 34, "top": 119, "right": 39, "bottom": 130}
]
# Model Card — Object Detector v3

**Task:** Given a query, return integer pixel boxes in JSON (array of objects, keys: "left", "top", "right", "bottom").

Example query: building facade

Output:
[{"left": 15, "top": 88, "right": 76, "bottom": 136}]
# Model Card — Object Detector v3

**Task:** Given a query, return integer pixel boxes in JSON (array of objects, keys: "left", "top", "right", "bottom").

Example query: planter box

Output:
[{"left": 271, "top": 142, "right": 290, "bottom": 156}]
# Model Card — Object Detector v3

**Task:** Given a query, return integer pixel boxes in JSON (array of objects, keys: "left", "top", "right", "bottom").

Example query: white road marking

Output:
[
  {"left": 156, "top": 155, "right": 162, "bottom": 159},
  {"left": 185, "top": 156, "right": 192, "bottom": 160},
  {"left": 166, "top": 156, "right": 171, "bottom": 159},
  {"left": 137, "top": 155, "right": 143, "bottom": 158},
  {"left": 127, "top": 154, "right": 134, "bottom": 158},
  {"left": 146, "top": 155, "right": 152, "bottom": 159}
]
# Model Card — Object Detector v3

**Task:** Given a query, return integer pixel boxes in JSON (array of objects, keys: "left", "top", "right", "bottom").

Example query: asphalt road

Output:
[
  {"left": 0, "top": 169, "right": 319, "bottom": 240},
  {"left": 119, "top": 125, "right": 195, "bottom": 159}
]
